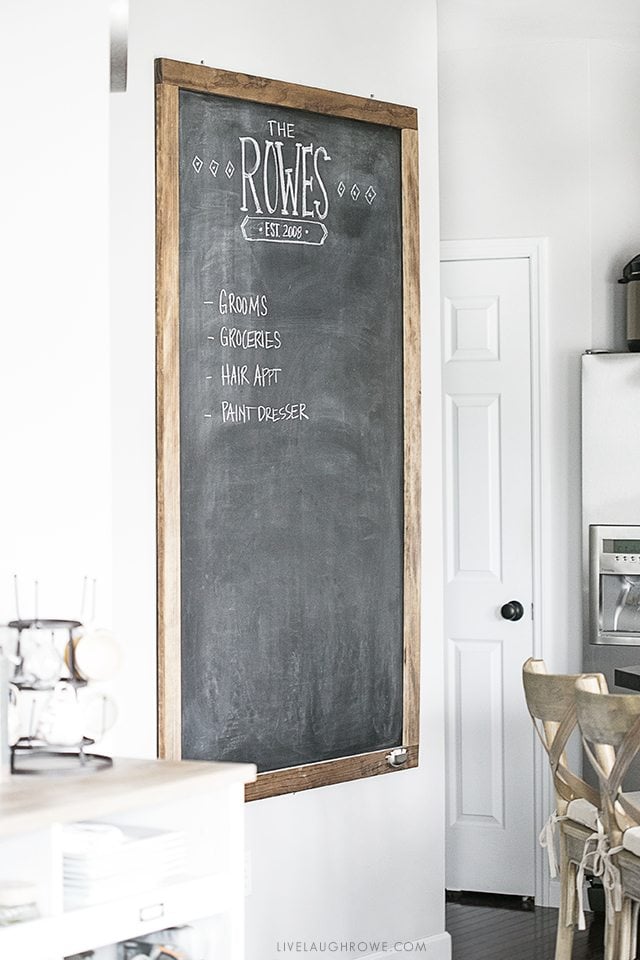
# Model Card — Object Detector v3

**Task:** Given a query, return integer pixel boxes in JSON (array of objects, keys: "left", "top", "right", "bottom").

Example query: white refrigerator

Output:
[
  {"left": 582, "top": 352, "right": 640, "bottom": 787},
  {"left": 582, "top": 351, "right": 640, "bottom": 684}
]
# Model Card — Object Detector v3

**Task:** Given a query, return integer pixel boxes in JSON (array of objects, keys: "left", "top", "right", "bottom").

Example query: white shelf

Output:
[{"left": 0, "top": 873, "right": 229, "bottom": 957}]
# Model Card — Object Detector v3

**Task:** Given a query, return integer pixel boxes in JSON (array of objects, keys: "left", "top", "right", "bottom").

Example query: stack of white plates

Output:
[{"left": 62, "top": 822, "right": 186, "bottom": 909}]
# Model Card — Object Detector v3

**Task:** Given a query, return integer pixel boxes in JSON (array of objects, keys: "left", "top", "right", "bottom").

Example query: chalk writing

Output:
[
  {"left": 241, "top": 217, "right": 327, "bottom": 246},
  {"left": 193, "top": 119, "right": 383, "bottom": 254},
  {"left": 239, "top": 136, "right": 331, "bottom": 220},
  {"left": 218, "top": 289, "right": 268, "bottom": 317},
  {"left": 221, "top": 364, "right": 249, "bottom": 386},
  {"left": 219, "top": 364, "right": 282, "bottom": 387},
  {"left": 267, "top": 120, "right": 295, "bottom": 139},
  {"left": 253, "top": 365, "right": 281, "bottom": 386},
  {"left": 210, "top": 285, "right": 307, "bottom": 423},
  {"left": 219, "top": 327, "right": 282, "bottom": 349},
  {"left": 221, "top": 403, "right": 309, "bottom": 424}
]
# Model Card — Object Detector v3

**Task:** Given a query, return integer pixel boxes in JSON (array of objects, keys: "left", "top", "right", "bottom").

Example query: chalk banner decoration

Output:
[{"left": 155, "top": 59, "right": 421, "bottom": 801}]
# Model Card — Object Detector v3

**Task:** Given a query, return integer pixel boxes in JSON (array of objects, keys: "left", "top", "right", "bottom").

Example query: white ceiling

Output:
[{"left": 439, "top": 0, "right": 640, "bottom": 50}]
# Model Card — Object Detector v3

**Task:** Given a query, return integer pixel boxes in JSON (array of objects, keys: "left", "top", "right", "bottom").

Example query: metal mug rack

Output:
[
  {"left": 10, "top": 734, "right": 112, "bottom": 776},
  {"left": 4, "top": 612, "right": 113, "bottom": 775}
]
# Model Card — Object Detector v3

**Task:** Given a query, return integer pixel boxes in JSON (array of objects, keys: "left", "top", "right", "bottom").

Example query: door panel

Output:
[
  {"left": 446, "top": 393, "right": 502, "bottom": 580},
  {"left": 448, "top": 638, "right": 504, "bottom": 827}
]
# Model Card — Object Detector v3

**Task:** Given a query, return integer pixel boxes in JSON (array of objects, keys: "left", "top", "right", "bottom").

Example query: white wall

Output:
[
  {"left": 0, "top": 5, "right": 446, "bottom": 957},
  {"left": 438, "top": 36, "right": 640, "bottom": 672},
  {"left": 111, "top": 2, "right": 447, "bottom": 959},
  {"left": 0, "top": 3, "right": 446, "bottom": 955},
  {"left": 0, "top": 1, "right": 111, "bottom": 626}
]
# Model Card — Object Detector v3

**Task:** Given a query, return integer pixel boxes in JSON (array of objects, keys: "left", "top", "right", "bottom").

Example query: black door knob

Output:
[{"left": 501, "top": 600, "right": 524, "bottom": 622}]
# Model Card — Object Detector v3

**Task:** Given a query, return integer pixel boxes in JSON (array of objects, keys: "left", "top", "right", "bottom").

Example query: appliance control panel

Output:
[
  {"left": 590, "top": 525, "right": 640, "bottom": 644},
  {"left": 601, "top": 536, "right": 640, "bottom": 573},
  {"left": 601, "top": 553, "right": 640, "bottom": 573}
]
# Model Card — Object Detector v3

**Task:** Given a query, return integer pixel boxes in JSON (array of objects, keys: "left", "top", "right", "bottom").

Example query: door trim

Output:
[{"left": 440, "top": 237, "right": 551, "bottom": 906}]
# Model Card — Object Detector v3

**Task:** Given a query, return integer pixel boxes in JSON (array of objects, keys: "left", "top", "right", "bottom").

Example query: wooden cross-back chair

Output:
[
  {"left": 523, "top": 658, "right": 606, "bottom": 960},
  {"left": 575, "top": 676, "right": 640, "bottom": 960}
]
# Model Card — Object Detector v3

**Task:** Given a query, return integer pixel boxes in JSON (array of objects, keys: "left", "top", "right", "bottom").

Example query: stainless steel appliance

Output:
[
  {"left": 589, "top": 524, "right": 640, "bottom": 645},
  {"left": 619, "top": 254, "right": 640, "bottom": 352},
  {"left": 582, "top": 354, "right": 640, "bottom": 788},
  {"left": 583, "top": 354, "right": 640, "bottom": 686}
]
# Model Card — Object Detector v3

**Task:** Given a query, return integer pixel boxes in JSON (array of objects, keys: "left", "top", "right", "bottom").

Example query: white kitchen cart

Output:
[{"left": 0, "top": 757, "right": 256, "bottom": 960}]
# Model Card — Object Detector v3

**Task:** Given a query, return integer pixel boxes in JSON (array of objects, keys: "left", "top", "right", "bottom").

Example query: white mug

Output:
[
  {"left": 67, "top": 628, "right": 122, "bottom": 682},
  {"left": 37, "top": 682, "right": 84, "bottom": 747},
  {"left": 21, "top": 631, "right": 63, "bottom": 685}
]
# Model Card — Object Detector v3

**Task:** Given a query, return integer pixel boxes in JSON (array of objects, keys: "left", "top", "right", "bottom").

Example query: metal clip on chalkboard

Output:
[{"left": 386, "top": 747, "right": 408, "bottom": 768}]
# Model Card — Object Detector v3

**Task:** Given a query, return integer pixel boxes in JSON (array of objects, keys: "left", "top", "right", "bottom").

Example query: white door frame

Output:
[{"left": 440, "top": 237, "right": 552, "bottom": 906}]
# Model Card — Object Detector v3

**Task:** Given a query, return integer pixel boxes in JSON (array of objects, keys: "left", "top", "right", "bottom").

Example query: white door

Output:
[{"left": 442, "top": 253, "right": 536, "bottom": 896}]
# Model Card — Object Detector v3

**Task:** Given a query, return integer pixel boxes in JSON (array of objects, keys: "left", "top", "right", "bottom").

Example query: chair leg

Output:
[
  {"left": 565, "top": 858, "right": 577, "bottom": 927},
  {"left": 604, "top": 899, "right": 632, "bottom": 960},
  {"left": 631, "top": 900, "right": 640, "bottom": 960},
  {"left": 623, "top": 898, "right": 640, "bottom": 960},
  {"left": 604, "top": 910, "right": 620, "bottom": 960},
  {"left": 620, "top": 899, "right": 633, "bottom": 960},
  {"left": 555, "top": 835, "right": 576, "bottom": 960}
]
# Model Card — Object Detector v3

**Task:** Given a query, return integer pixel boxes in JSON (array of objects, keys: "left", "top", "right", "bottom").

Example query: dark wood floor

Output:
[{"left": 446, "top": 897, "right": 605, "bottom": 960}]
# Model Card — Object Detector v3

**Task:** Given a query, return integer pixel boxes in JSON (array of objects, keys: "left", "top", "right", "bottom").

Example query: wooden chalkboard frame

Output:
[{"left": 155, "top": 58, "right": 421, "bottom": 801}]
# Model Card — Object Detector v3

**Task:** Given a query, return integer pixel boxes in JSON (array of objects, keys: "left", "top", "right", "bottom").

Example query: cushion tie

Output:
[
  {"left": 539, "top": 810, "right": 567, "bottom": 879},
  {"left": 576, "top": 819, "right": 623, "bottom": 930}
]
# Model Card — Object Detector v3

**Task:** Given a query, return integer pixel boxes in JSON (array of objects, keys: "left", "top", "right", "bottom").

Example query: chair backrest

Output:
[
  {"left": 522, "top": 658, "right": 602, "bottom": 814},
  {"left": 575, "top": 676, "right": 640, "bottom": 843}
]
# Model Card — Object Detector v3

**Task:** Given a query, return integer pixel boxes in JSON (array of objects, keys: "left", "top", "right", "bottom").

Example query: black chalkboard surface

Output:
[{"left": 156, "top": 60, "right": 421, "bottom": 799}]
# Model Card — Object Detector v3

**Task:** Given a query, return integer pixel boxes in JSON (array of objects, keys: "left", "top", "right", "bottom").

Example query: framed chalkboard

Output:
[{"left": 155, "top": 59, "right": 420, "bottom": 800}]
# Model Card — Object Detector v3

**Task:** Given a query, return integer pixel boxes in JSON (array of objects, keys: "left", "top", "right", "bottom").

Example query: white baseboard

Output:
[{"left": 366, "top": 932, "right": 451, "bottom": 960}]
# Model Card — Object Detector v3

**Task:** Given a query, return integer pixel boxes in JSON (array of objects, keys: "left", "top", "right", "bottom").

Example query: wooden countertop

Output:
[{"left": 0, "top": 757, "right": 256, "bottom": 837}]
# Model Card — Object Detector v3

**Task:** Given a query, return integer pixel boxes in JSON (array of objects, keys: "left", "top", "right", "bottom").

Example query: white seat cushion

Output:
[
  {"left": 623, "top": 826, "right": 640, "bottom": 856},
  {"left": 620, "top": 793, "right": 640, "bottom": 855},
  {"left": 623, "top": 791, "right": 640, "bottom": 812},
  {"left": 566, "top": 798, "right": 599, "bottom": 830}
]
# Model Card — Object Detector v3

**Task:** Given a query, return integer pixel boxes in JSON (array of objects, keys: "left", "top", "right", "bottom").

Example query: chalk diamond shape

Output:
[
  {"left": 192, "top": 155, "right": 203, "bottom": 173},
  {"left": 337, "top": 181, "right": 346, "bottom": 197},
  {"left": 225, "top": 161, "right": 235, "bottom": 179},
  {"left": 209, "top": 159, "right": 219, "bottom": 177},
  {"left": 365, "top": 186, "right": 377, "bottom": 205},
  {"left": 351, "top": 183, "right": 361, "bottom": 201}
]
